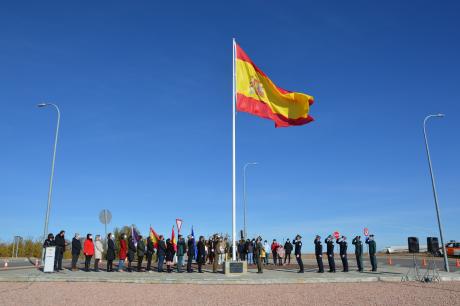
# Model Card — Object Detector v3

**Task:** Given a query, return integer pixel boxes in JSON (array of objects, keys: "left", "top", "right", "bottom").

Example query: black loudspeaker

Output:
[
  {"left": 408, "top": 237, "right": 420, "bottom": 253},
  {"left": 427, "top": 237, "right": 439, "bottom": 254},
  {"left": 240, "top": 230, "right": 244, "bottom": 240}
]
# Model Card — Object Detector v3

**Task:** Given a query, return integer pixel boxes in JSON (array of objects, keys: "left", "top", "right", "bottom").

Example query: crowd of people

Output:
[{"left": 42, "top": 230, "right": 377, "bottom": 274}]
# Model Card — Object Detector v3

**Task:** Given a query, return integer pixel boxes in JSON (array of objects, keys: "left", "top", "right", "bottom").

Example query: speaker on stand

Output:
[
  {"left": 402, "top": 237, "right": 421, "bottom": 282},
  {"left": 423, "top": 237, "right": 441, "bottom": 283}
]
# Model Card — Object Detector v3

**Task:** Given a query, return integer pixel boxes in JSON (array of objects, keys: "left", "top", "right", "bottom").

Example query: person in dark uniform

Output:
[
  {"left": 352, "top": 236, "right": 363, "bottom": 272},
  {"left": 187, "top": 235, "right": 195, "bottom": 273},
  {"left": 71, "top": 233, "right": 81, "bottom": 271},
  {"left": 127, "top": 236, "right": 136, "bottom": 272},
  {"left": 293, "top": 234, "right": 304, "bottom": 273},
  {"left": 106, "top": 233, "right": 116, "bottom": 272},
  {"left": 136, "top": 235, "right": 145, "bottom": 272},
  {"left": 366, "top": 234, "right": 377, "bottom": 272},
  {"left": 157, "top": 235, "right": 166, "bottom": 272},
  {"left": 254, "top": 236, "right": 264, "bottom": 273},
  {"left": 197, "top": 236, "right": 206, "bottom": 273},
  {"left": 284, "top": 239, "right": 293, "bottom": 264},
  {"left": 146, "top": 236, "right": 155, "bottom": 272},
  {"left": 325, "top": 235, "right": 336, "bottom": 273},
  {"left": 314, "top": 235, "right": 324, "bottom": 273},
  {"left": 54, "top": 230, "right": 66, "bottom": 271},
  {"left": 336, "top": 235, "right": 348, "bottom": 272}
]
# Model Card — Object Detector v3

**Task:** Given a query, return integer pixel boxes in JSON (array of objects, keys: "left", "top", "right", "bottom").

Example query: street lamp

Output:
[
  {"left": 37, "top": 103, "right": 61, "bottom": 253},
  {"left": 243, "top": 162, "right": 258, "bottom": 239},
  {"left": 423, "top": 113, "right": 449, "bottom": 272}
]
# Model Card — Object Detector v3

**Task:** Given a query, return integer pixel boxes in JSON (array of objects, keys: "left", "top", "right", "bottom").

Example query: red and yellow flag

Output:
[
  {"left": 235, "top": 43, "right": 314, "bottom": 127},
  {"left": 171, "top": 226, "right": 177, "bottom": 252},
  {"left": 149, "top": 227, "right": 160, "bottom": 248}
]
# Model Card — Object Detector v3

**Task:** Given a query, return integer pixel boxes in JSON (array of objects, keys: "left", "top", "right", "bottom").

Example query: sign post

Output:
[
  {"left": 176, "top": 219, "right": 183, "bottom": 234},
  {"left": 99, "top": 209, "right": 112, "bottom": 249}
]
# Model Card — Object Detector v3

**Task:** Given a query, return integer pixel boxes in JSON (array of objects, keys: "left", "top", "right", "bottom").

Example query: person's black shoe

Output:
[
  {"left": 298, "top": 270, "right": 304, "bottom": 273},
  {"left": 317, "top": 270, "right": 324, "bottom": 273}
]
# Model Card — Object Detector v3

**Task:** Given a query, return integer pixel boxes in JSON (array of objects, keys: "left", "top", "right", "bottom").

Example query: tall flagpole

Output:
[{"left": 232, "top": 38, "right": 237, "bottom": 261}]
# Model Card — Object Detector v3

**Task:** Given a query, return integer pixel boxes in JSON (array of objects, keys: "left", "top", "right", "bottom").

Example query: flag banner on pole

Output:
[
  {"left": 176, "top": 219, "right": 183, "bottom": 234},
  {"left": 131, "top": 226, "right": 140, "bottom": 246},
  {"left": 171, "top": 226, "right": 177, "bottom": 252},
  {"left": 149, "top": 227, "right": 160, "bottom": 248},
  {"left": 191, "top": 226, "right": 197, "bottom": 260},
  {"left": 235, "top": 43, "right": 314, "bottom": 128}
]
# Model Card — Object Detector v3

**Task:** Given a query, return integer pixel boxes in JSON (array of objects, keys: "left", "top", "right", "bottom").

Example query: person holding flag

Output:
[
  {"left": 165, "top": 238, "right": 176, "bottom": 273},
  {"left": 146, "top": 235, "right": 154, "bottom": 272},
  {"left": 176, "top": 234, "right": 186, "bottom": 273}
]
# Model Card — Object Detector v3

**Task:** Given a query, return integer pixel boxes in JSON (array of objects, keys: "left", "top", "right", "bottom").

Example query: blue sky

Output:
[{"left": 1, "top": 1, "right": 459, "bottom": 251}]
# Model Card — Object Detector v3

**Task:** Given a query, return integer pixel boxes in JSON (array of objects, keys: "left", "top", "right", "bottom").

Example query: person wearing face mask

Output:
[
  {"left": 94, "top": 235, "right": 104, "bottom": 272},
  {"left": 365, "top": 234, "right": 377, "bottom": 272},
  {"left": 136, "top": 235, "right": 145, "bottom": 272},
  {"left": 197, "top": 236, "right": 206, "bottom": 273},
  {"left": 106, "top": 233, "right": 116, "bottom": 272},
  {"left": 352, "top": 236, "right": 363, "bottom": 272},
  {"left": 54, "top": 230, "right": 66, "bottom": 271},
  {"left": 83, "top": 234, "right": 95, "bottom": 272},
  {"left": 294, "top": 235, "right": 304, "bottom": 273},
  {"left": 157, "top": 235, "right": 167, "bottom": 272},
  {"left": 127, "top": 236, "right": 136, "bottom": 272},
  {"left": 325, "top": 235, "right": 336, "bottom": 273},
  {"left": 118, "top": 233, "right": 127, "bottom": 272},
  {"left": 254, "top": 236, "right": 264, "bottom": 273},
  {"left": 284, "top": 239, "right": 293, "bottom": 265},
  {"left": 71, "top": 233, "right": 82, "bottom": 271},
  {"left": 336, "top": 236, "right": 348, "bottom": 272},
  {"left": 314, "top": 235, "right": 324, "bottom": 273},
  {"left": 43, "top": 233, "right": 56, "bottom": 248},
  {"left": 263, "top": 240, "right": 270, "bottom": 265},
  {"left": 146, "top": 236, "right": 155, "bottom": 272}
]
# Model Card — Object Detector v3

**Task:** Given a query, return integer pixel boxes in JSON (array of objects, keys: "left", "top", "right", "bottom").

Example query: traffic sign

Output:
[
  {"left": 364, "top": 228, "right": 369, "bottom": 237},
  {"left": 176, "top": 218, "right": 183, "bottom": 233}
]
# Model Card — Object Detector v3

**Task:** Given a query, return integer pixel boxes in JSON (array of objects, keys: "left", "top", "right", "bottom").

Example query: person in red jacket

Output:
[
  {"left": 83, "top": 234, "right": 95, "bottom": 272},
  {"left": 118, "top": 233, "right": 127, "bottom": 272},
  {"left": 271, "top": 239, "right": 279, "bottom": 266}
]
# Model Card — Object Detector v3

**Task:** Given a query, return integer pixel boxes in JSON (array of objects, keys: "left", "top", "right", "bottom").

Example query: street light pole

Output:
[
  {"left": 243, "top": 162, "right": 258, "bottom": 239},
  {"left": 37, "top": 103, "right": 61, "bottom": 248},
  {"left": 423, "top": 113, "right": 449, "bottom": 272}
]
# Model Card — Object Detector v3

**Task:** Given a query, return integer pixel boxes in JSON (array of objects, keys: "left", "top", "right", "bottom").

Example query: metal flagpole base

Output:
[
  {"left": 224, "top": 260, "right": 247, "bottom": 275},
  {"left": 402, "top": 253, "right": 421, "bottom": 282}
]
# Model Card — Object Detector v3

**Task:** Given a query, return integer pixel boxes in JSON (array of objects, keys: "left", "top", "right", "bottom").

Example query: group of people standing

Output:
[
  {"left": 43, "top": 230, "right": 377, "bottom": 275},
  {"left": 237, "top": 238, "right": 294, "bottom": 266},
  {"left": 313, "top": 234, "right": 377, "bottom": 273}
]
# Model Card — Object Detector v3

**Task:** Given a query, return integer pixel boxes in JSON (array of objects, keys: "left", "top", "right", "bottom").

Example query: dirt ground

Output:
[{"left": 0, "top": 281, "right": 459, "bottom": 306}]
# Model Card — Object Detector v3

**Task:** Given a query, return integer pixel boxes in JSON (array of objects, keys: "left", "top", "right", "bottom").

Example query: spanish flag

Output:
[
  {"left": 235, "top": 43, "right": 314, "bottom": 127},
  {"left": 171, "top": 226, "right": 177, "bottom": 252},
  {"left": 149, "top": 227, "right": 160, "bottom": 248}
]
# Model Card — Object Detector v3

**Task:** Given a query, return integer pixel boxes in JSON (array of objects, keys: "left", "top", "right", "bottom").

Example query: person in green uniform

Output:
[{"left": 352, "top": 235, "right": 363, "bottom": 272}]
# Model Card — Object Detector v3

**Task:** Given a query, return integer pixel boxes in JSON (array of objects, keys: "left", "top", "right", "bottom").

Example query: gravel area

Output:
[{"left": 0, "top": 282, "right": 459, "bottom": 305}]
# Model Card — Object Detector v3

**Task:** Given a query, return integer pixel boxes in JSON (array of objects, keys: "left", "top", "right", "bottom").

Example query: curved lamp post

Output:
[
  {"left": 37, "top": 103, "right": 61, "bottom": 248},
  {"left": 423, "top": 113, "right": 449, "bottom": 272}
]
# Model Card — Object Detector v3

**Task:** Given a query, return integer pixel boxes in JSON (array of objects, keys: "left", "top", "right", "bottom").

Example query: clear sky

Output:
[{"left": 1, "top": 1, "right": 459, "bottom": 251}]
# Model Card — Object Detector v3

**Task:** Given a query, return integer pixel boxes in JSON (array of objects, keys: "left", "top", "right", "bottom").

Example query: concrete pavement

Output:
[{"left": 1, "top": 259, "right": 460, "bottom": 284}]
